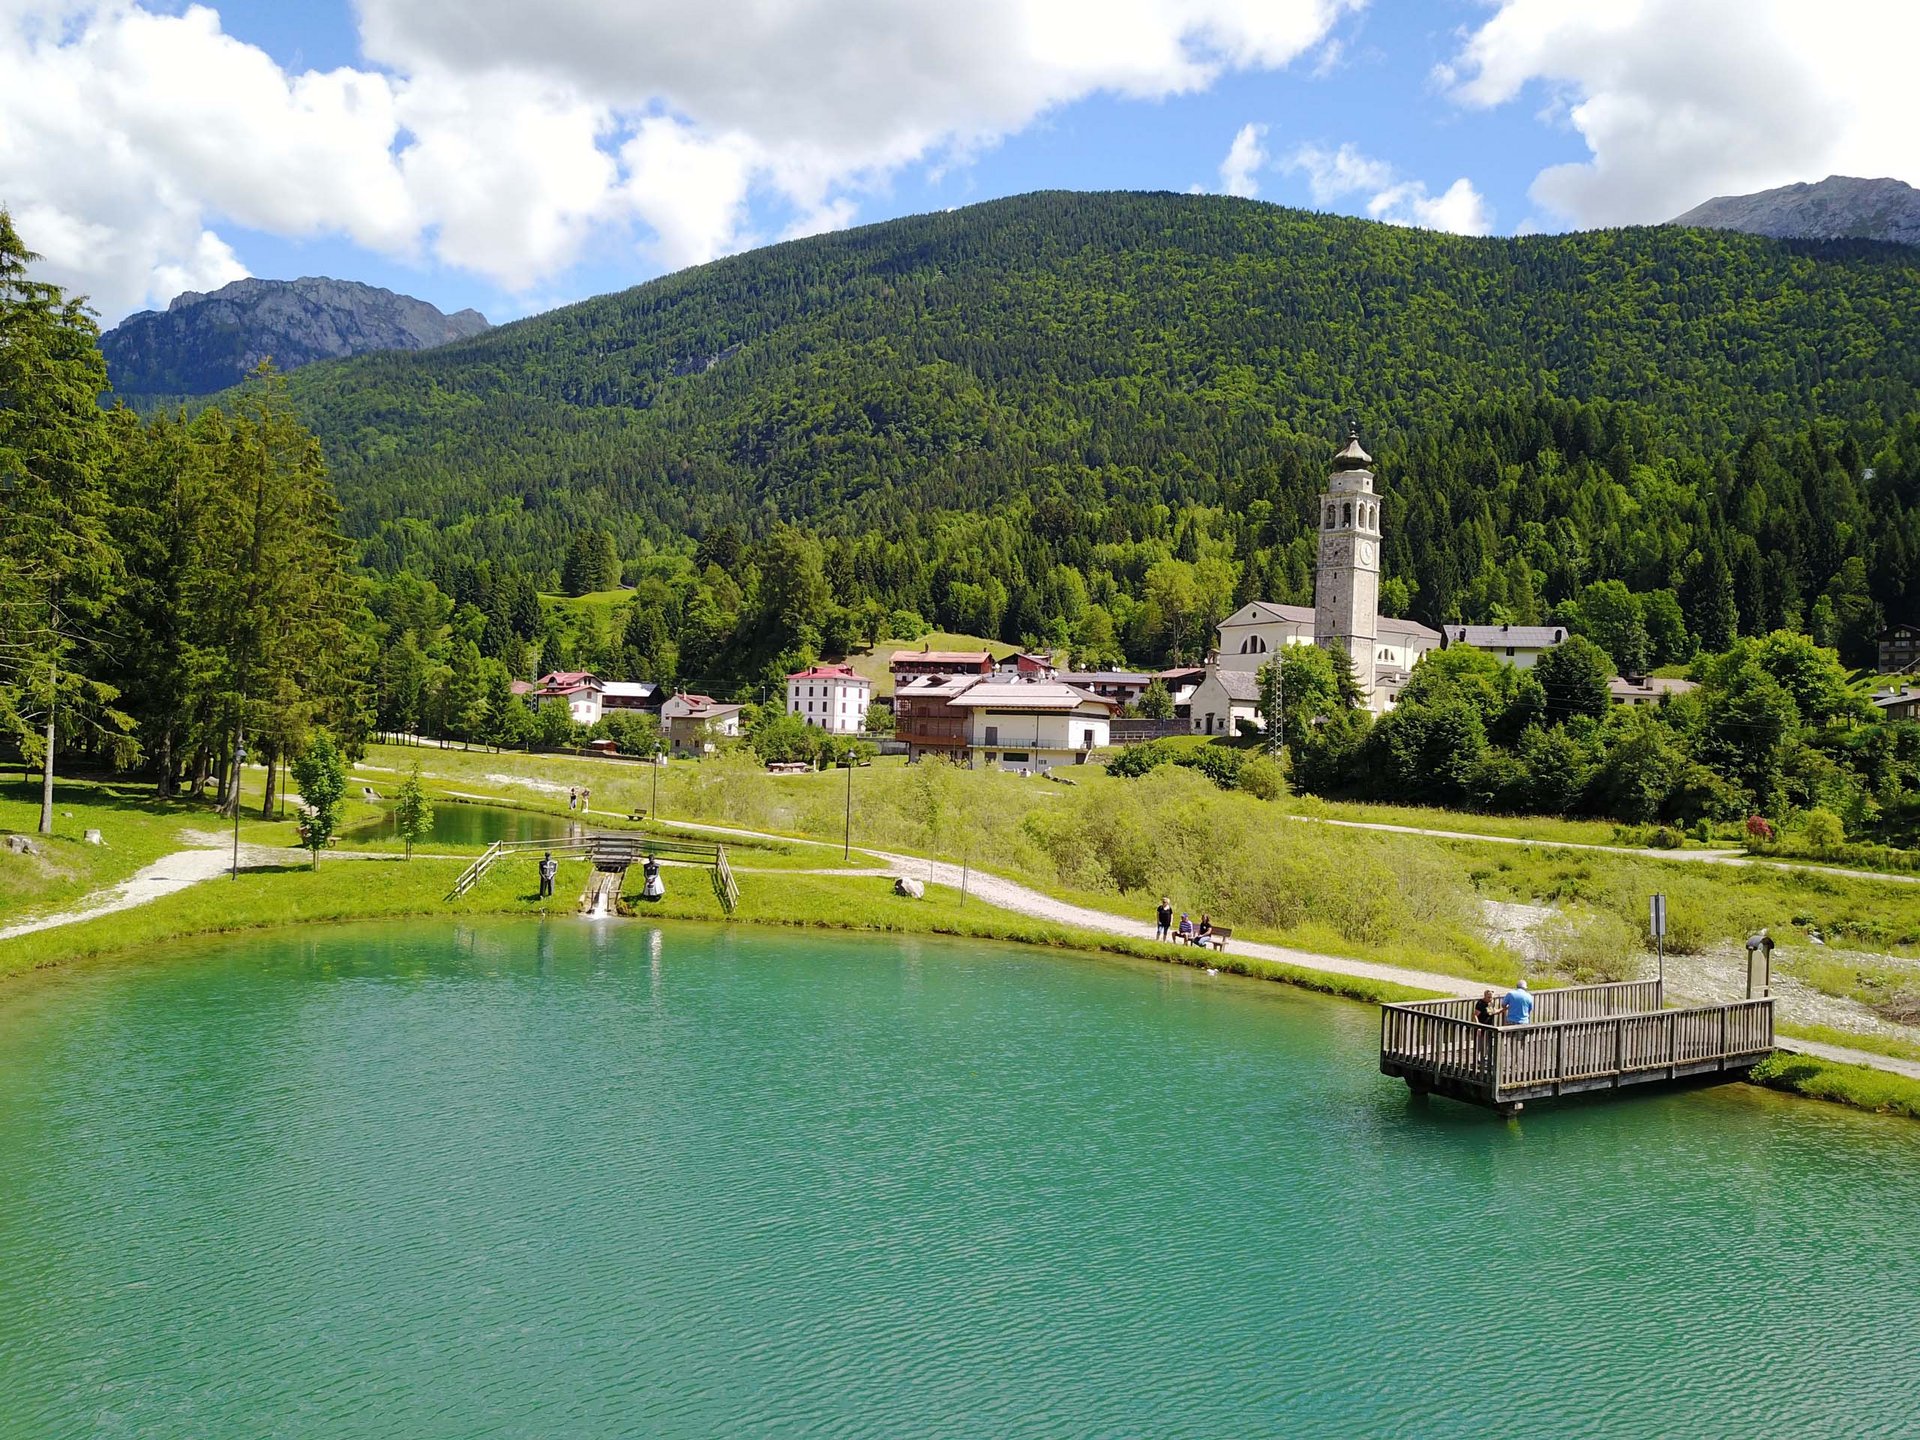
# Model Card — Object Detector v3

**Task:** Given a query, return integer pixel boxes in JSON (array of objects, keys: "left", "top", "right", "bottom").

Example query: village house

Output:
[
  {"left": 1187, "top": 665, "right": 1261, "bottom": 737},
  {"left": 994, "top": 651, "right": 1058, "bottom": 680},
  {"left": 893, "top": 674, "right": 979, "bottom": 763},
  {"left": 1877, "top": 622, "right": 1920, "bottom": 674},
  {"left": 786, "top": 663, "right": 872, "bottom": 734},
  {"left": 659, "top": 692, "right": 743, "bottom": 755},
  {"left": 890, "top": 648, "right": 994, "bottom": 682},
  {"left": 1608, "top": 675, "right": 1699, "bottom": 706},
  {"left": 533, "top": 670, "right": 605, "bottom": 725},
  {"left": 601, "top": 680, "right": 663, "bottom": 714},
  {"left": 1059, "top": 670, "right": 1157, "bottom": 706},
  {"left": 948, "top": 681, "right": 1114, "bottom": 772},
  {"left": 1871, "top": 685, "right": 1920, "bottom": 722},
  {"left": 1440, "top": 624, "right": 1568, "bottom": 670}
]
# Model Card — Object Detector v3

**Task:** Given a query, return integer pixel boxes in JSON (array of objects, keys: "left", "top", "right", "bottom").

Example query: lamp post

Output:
[
  {"left": 231, "top": 742, "right": 248, "bottom": 880},
  {"left": 843, "top": 755, "right": 854, "bottom": 861},
  {"left": 651, "top": 749, "right": 660, "bottom": 821}
]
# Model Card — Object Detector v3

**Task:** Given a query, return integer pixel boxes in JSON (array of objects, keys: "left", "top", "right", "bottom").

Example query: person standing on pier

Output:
[
  {"left": 1503, "top": 981, "right": 1534, "bottom": 1026},
  {"left": 1474, "top": 989, "right": 1500, "bottom": 1025}
]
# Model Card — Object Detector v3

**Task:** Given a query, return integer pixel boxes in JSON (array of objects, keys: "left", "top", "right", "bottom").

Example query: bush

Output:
[
  {"left": 1692, "top": 819, "right": 1713, "bottom": 844},
  {"left": 1237, "top": 753, "right": 1286, "bottom": 801},
  {"left": 1801, "top": 807, "right": 1846, "bottom": 853},
  {"left": 1647, "top": 826, "right": 1682, "bottom": 850},
  {"left": 1107, "top": 741, "right": 1175, "bottom": 778},
  {"left": 1174, "top": 745, "right": 1246, "bottom": 790}
]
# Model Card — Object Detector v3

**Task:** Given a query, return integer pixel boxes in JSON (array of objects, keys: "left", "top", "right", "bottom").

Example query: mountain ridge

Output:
[
  {"left": 1671, "top": 175, "right": 1920, "bottom": 247},
  {"left": 102, "top": 275, "right": 489, "bottom": 396}
]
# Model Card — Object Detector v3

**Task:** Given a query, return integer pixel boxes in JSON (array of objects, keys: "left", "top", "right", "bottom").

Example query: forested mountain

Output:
[
  {"left": 1672, "top": 176, "right": 1920, "bottom": 248},
  {"left": 272, "top": 190, "right": 1920, "bottom": 682},
  {"left": 103, "top": 276, "right": 489, "bottom": 397}
]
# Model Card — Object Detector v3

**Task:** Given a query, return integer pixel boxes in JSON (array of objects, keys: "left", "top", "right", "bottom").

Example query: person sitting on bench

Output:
[{"left": 1175, "top": 912, "right": 1196, "bottom": 944}]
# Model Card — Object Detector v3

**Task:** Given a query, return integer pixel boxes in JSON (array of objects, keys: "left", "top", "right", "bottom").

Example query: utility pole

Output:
[{"left": 843, "top": 757, "right": 853, "bottom": 860}]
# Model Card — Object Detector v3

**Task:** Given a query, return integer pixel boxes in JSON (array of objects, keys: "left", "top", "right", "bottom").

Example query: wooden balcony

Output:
[{"left": 1379, "top": 980, "right": 1773, "bottom": 1114}]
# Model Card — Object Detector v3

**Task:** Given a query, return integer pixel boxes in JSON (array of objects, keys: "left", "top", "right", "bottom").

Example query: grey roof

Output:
[
  {"left": 1332, "top": 426, "right": 1373, "bottom": 470},
  {"left": 1445, "top": 624, "right": 1567, "bottom": 648},
  {"left": 1377, "top": 615, "right": 1442, "bottom": 640},
  {"left": 1061, "top": 671, "right": 1154, "bottom": 686},
  {"left": 1202, "top": 668, "right": 1262, "bottom": 703},
  {"left": 1223, "top": 601, "right": 1314, "bottom": 626},
  {"left": 1608, "top": 676, "right": 1698, "bottom": 700}
]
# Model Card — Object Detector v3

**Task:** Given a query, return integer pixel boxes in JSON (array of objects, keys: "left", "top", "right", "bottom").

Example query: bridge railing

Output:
[
  {"left": 1382, "top": 990, "right": 1774, "bottom": 1101},
  {"left": 1394, "top": 978, "right": 1665, "bottom": 1026}
]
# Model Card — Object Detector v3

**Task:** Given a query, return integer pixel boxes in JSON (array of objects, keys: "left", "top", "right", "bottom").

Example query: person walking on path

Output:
[
  {"left": 1155, "top": 897, "right": 1174, "bottom": 941},
  {"left": 568, "top": 787, "right": 578, "bottom": 812},
  {"left": 1503, "top": 980, "right": 1534, "bottom": 1026},
  {"left": 538, "top": 851, "right": 558, "bottom": 898}
]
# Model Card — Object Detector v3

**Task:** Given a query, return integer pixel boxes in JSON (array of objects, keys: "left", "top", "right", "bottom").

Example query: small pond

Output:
[{"left": 353, "top": 799, "right": 581, "bottom": 847}]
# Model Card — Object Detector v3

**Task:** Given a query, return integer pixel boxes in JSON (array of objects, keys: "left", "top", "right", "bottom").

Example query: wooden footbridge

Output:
[
  {"left": 448, "top": 832, "right": 739, "bottom": 913},
  {"left": 1380, "top": 980, "right": 1774, "bottom": 1114}
]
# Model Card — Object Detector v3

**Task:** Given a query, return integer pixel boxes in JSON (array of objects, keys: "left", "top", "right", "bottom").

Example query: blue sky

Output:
[{"left": 4, "top": 1, "right": 1911, "bottom": 325}]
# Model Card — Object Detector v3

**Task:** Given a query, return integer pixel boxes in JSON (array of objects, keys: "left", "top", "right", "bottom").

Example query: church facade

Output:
[{"left": 1212, "top": 428, "right": 1439, "bottom": 715}]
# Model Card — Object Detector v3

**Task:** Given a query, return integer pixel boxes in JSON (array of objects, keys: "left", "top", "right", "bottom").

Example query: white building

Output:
[
  {"left": 1440, "top": 624, "right": 1568, "bottom": 671},
  {"left": 660, "top": 692, "right": 744, "bottom": 755},
  {"left": 948, "top": 682, "right": 1113, "bottom": 772},
  {"left": 533, "top": 670, "right": 604, "bottom": 725},
  {"left": 1188, "top": 665, "right": 1262, "bottom": 737},
  {"left": 786, "top": 663, "right": 872, "bottom": 735},
  {"left": 1212, "top": 428, "right": 1439, "bottom": 714}
]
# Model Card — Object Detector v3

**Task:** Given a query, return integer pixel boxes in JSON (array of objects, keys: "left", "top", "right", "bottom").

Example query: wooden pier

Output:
[{"left": 1380, "top": 980, "right": 1774, "bottom": 1113}]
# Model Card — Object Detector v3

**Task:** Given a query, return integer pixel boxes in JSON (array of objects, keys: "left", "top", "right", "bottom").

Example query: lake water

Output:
[
  {"left": 1, "top": 921, "right": 1916, "bottom": 1438},
  {"left": 354, "top": 799, "right": 581, "bottom": 847}
]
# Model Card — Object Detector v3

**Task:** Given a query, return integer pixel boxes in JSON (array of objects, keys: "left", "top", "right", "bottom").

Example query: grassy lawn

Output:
[
  {"left": 1779, "top": 1022, "right": 1920, "bottom": 1065},
  {"left": 1283, "top": 794, "right": 1651, "bottom": 848},
  {"left": 1749, "top": 1051, "right": 1920, "bottom": 1119}
]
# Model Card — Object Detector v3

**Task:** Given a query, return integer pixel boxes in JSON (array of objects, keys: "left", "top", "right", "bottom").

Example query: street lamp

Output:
[
  {"left": 843, "top": 754, "right": 854, "bottom": 860},
  {"left": 231, "top": 742, "right": 247, "bottom": 880}
]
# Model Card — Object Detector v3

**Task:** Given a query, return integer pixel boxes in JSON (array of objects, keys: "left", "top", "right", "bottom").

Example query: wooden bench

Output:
[{"left": 1206, "top": 927, "right": 1232, "bottom": 951}]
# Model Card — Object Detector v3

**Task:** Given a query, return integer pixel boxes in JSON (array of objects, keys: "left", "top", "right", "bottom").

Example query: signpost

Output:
[
  {"left": 1745, "top": 929, "right": 1774, "bottom": 998},
  {"left": 1649, "top": 892, "right": 1667, "bottom": 990}
]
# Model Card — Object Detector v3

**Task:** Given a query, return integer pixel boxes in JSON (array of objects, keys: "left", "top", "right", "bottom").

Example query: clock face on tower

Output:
[{"left": 1358, "top": 540, "right": 1376, "bottom": 567}]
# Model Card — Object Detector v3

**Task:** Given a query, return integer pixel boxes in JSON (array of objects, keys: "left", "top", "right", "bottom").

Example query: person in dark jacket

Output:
[{"left": 1155, "top": 897, "right": 1174, "bottom": 941}]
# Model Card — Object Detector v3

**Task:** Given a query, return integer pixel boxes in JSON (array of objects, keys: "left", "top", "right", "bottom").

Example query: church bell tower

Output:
[{"left": 1314, "top": 424, "right": 1381, "bottom": 703}]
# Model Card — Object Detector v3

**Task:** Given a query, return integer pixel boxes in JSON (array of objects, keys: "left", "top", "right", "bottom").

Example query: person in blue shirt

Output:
[{"left": 1503, "top": 980, "right": 1535, "bottom": 1025}]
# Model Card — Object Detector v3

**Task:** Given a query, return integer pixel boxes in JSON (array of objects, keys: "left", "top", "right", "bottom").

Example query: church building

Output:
[{"left": 1209, "top": 427, "right": 1439, "bottom": 718}]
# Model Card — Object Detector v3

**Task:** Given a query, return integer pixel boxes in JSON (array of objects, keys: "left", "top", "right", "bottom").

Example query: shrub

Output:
[
  {"left": 1647, "top": 826, "right": 1682, "bottom": 850},
  {"left": 1107, "top": 741, "right": 1175, "bottom": 778},
  {"left": 1237, "top": 753, "right": 1286, "bottom": 801},
  {"left": 1174, "top": 745, "right": 1246, "bottom": 790},
  {"left": 1801, "top": 807, "right": 1846, "bottom": 853},
  {"left": 1692, "top": 818, "right": 1713, "bottom": 844},
  {"left": 1745, "top": 814, "right": 1777, "bottom": 843}
]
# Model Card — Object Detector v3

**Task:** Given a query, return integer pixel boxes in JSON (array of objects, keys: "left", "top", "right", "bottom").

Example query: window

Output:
[
  {"left": 985, "top": 725, "right": 999, "bottom": 746},
  {"left": 1004, "top": 752, "right": 1030, "bottom": 763},
  {"left": 1081, "top": 728, "right": 1095, "bottom": 749},
  {"left": 1506, "top": 647, "right": 1515, "bottom": 657},
  {"left": 1325, "top": 504, "right": 1335, "bottom": 529},
  {"left": 1342, "top": 502, "right": 1352, "bottom": 527}
]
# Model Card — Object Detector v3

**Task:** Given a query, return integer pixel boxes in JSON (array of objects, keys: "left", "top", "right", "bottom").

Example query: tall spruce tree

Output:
[{"left": 0, "top": 211, "right": 133, "bottom": 832}]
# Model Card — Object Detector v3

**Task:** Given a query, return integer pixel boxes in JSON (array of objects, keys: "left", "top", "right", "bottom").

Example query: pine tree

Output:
[{"left": 0, "top": 211, "right": 133, "bottom": 833}]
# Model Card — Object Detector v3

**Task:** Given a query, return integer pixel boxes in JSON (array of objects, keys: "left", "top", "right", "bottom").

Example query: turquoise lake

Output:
[{"left": 1, "top": 920, "right": 1916, "bottom": 1437}]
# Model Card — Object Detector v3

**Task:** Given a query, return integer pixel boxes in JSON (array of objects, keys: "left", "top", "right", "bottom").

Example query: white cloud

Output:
[
  {"left": 1284, "top": 142, "right": 1492, "bottom": 235},
  {"left": 1444, "top": 0, "right": 1920, "bottom": 227},
  {"left": 1218, "top": 123, "right": 1268, "bottom": 198},
  {"left": 1368, "top": 177, "right": 1493, "bottom": 236},
  {"left": 1287, "top": 142, "right": 1393, "bottom": 206},
  {"left": 0, "top": 0, "right": 1361, "bottom": 319}
]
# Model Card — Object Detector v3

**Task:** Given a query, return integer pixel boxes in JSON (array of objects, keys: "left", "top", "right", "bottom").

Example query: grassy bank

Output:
[
  {"left": 0, "top": 850, "right": 1439, "bottom": 1006},
  {"left": 1749, "top": 1052, "right": 1920, "bottom": 1119}
]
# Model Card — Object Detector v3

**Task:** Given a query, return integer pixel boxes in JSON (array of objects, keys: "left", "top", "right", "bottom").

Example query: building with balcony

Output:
[
  {"left": 949, "top": 682, "right": 1114, "bottom": 772},
  {"left": 893, "top": 674, "right": 979, "bottom": 762}
]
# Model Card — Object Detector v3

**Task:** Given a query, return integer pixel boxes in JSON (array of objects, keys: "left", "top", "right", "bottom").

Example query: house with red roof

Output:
[{"left": 786, "top": 662, "right": 872, "bottom": 735}]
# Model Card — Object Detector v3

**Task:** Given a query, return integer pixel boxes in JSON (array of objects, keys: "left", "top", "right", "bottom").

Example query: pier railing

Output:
[
  {"left": 1380, "top": 981, "right": 1773, "bottom": 1111},
  {"left": 446, "top": 832, "right": 736, "bottom": 911}
]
